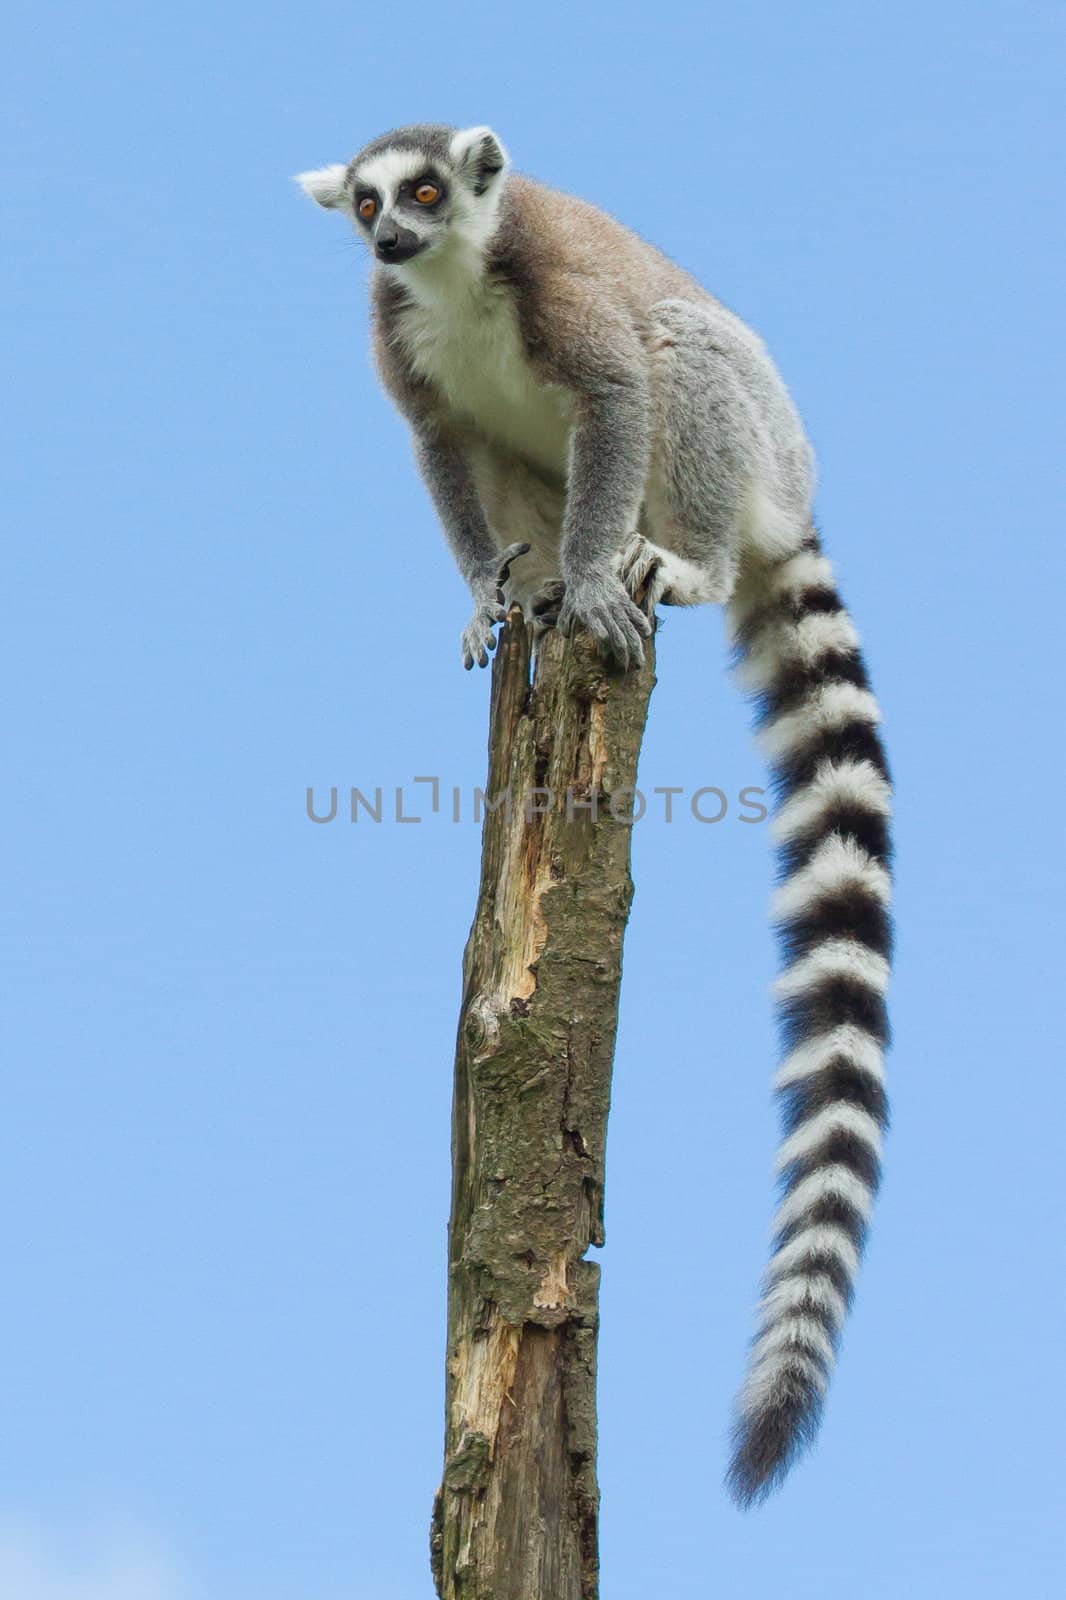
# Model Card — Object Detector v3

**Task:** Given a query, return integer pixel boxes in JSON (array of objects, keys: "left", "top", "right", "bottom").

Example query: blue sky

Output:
[{"left": 3, "top": 1, "right": 1064, "bottom": 1595}]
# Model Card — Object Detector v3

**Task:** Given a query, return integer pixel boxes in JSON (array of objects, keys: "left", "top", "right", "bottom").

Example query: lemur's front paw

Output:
[
  {"left": 461, "top": 542, "right": 531, "bottom": 670},
  {"left": 557, "top": 573, "right": 652, "bottom": 672},
  {"left": 461, "top": 603, "right": 505, "bottom": 670}
]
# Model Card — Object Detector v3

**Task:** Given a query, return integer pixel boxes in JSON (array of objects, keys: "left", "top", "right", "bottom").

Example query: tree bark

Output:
[{"left": 431, "top": 612, "right": 656, "bottom": 1600}]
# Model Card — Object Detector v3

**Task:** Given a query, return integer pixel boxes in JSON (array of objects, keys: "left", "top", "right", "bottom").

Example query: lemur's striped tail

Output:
[{"left": 724, "top": 530, "right": 893, "bottom": 1507}]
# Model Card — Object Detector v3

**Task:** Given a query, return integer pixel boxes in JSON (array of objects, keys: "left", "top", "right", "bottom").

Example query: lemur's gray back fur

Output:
[{"left": 297, "top": 125, "right": 893, "bottom": 1506}]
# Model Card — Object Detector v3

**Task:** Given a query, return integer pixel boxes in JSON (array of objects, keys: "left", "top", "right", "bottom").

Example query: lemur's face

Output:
[
  {"left": 350, "top": 146, "right": 452, "bottom": 266},
  {"left": 297, "top": 125, "right": 508, "bottom": 269}
]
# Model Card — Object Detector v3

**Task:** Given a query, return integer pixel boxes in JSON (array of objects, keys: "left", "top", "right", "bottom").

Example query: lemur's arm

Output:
[
  {"left": 411, "top": 427, "right": 497, "bottom": 587},
  {"left": 412, "top": 427, "right": 529, "bottom": 668},
  {"left": 532, "top": 284, "right": 654, "bottom": 668}
]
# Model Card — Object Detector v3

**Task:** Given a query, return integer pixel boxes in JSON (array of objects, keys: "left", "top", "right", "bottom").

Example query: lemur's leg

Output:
[
  {"left": 641, "top": 297, "right": 815, "bottom": 596},
  {"left": 640, "top": 322, "right": 748, "bottom": 597}
]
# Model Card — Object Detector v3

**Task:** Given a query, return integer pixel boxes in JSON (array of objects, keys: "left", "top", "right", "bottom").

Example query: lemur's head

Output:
[{"left": 296, "top": 124, "right": 509, "bottom": 267}]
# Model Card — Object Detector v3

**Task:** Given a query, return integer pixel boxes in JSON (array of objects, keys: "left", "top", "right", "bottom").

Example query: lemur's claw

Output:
[
  {"left": 531, "top": 579, "right": 567, "bottom": 634},
  {"left": 557, "top": 574, "right": 651, "bottom": 672},
  {"left": 619, "top": 536, "right": 667, "bottom": 616}
]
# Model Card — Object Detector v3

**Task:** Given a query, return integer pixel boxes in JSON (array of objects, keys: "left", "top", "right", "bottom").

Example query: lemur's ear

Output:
[
  {"left": 450, "top": 127, "right": 509, "bottom": 196},
  {"left": 294, "top": 164, "right": 350, "bottom": 209}
]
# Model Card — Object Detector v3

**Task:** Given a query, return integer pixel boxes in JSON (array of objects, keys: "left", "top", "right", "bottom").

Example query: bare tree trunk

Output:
[{"left": 431, "top": 613, "right": 656, "bottom": 1600}]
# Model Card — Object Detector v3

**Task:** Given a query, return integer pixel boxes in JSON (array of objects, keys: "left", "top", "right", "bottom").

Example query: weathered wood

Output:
[{"left": 431, "top": 612, "right": 656, "bottom": 1600}]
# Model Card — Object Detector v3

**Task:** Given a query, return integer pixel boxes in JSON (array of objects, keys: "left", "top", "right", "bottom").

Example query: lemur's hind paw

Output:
[
  {"left": 461, "top": 542, "right": 531, "bottom": 669},
  {"left": 619, "top": 537, "right": 670, "bottom": 615},
  {"left": 531, "top": 579, "right": 567, "bottom": 635},
  {"left": 495, "top": 541, "right": 533, "bottom": 591}
]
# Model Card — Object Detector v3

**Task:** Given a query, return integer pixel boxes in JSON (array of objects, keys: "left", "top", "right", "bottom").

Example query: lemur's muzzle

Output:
[{"left": 375, "top": 219, "right": 423, "bottom": 264}]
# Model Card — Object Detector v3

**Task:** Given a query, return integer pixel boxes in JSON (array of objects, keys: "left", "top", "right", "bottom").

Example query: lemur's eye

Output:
[
  {"left": 414, "top": 183, "right": 440, "bottom": 205},
  {"left": 358, "top": 196, "right": 376, "bottom": 221}
]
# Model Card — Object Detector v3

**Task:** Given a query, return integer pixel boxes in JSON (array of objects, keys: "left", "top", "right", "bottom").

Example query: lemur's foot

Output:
[
  {"left": 461, "top": 542, "right": 531, "bottom": 669},
  {"left": 619, "top": 536, "right": 671, "bottom": 614},
  {"left": 557, "top": 572, "right": 652, "bottom": 672},
  {"left": 531, "top": 579, "right": 567, "bottom": 635}
]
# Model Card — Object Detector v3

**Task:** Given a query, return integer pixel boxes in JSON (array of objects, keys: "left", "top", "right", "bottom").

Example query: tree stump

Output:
[{"left": 431, "top": 611, "right": 656, "bottom": 1600}]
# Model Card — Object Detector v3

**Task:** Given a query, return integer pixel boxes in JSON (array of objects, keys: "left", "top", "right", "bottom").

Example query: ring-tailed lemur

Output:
[{"left": 297, "top": 124, "right": 892, "bottom": 1506}]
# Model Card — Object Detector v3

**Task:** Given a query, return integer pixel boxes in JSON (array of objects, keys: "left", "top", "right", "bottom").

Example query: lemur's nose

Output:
[{"left": 374, "top": 220, "right": 421, "bottom": 264}]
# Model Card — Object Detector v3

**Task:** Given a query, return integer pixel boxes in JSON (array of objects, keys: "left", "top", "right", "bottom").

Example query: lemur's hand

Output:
[
  {"left": 557, "top": 572, "right": 652, "bottom": 672},
  {"left": 461, "top": 542, "right": 531, "bottom": 669}
]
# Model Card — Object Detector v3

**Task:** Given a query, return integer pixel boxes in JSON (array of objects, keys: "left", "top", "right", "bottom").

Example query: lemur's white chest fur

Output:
[{"left": 394, "top": 260, "right": 574, "bottom": 480}]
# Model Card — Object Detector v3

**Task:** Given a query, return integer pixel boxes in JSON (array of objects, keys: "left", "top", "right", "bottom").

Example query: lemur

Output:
[{"left": 297, "top": 124, "right": 893, "bottom": 1506}]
